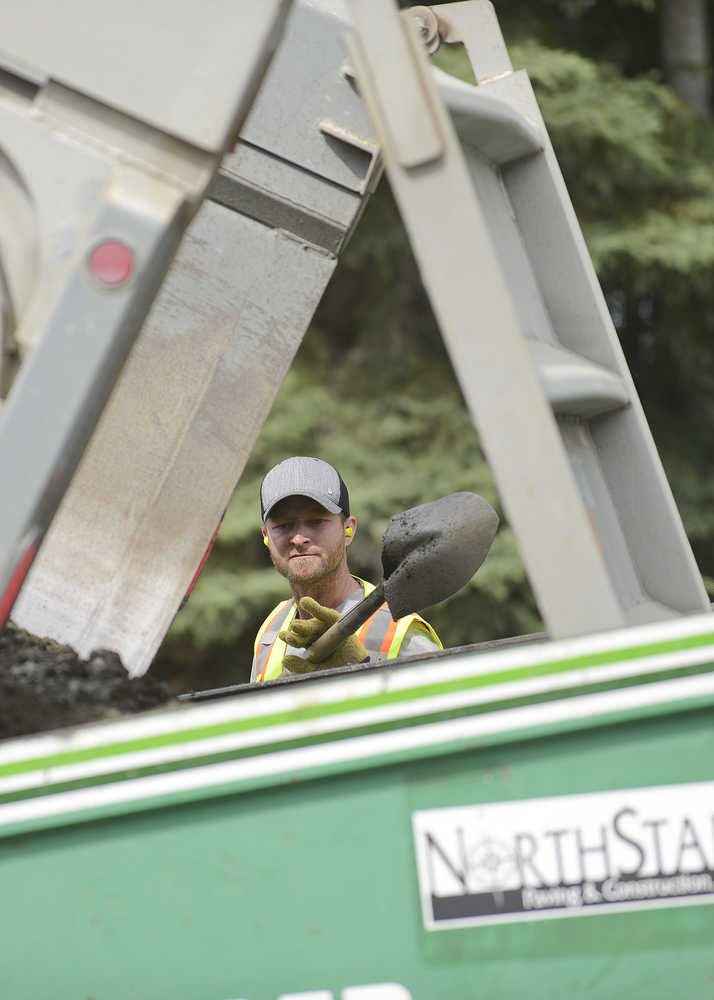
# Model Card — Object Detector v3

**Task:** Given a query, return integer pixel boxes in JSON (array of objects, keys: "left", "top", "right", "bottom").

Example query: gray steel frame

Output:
[
  {"left": 1, "top": 0, "right": 709, "bottom": 672},
  {"left": 8, "top": 0, "right": 382, "bottom": 673},
  {"left": 346, "top": 0, "right": 709, "bottom": 636},
  {"left": 0, "top": 2, "right": 290, "bottom": 625}
]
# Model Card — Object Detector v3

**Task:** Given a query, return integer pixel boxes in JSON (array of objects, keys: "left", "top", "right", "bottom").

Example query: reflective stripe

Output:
[
  {"left": 356, "top": 604, "right": 381, "bottom": 645},
  {"left": 359, "top": 605, "right": 392, "bottom": 652},
  {"left": 387, "top": 613, "right": 442, "bottom": 658},
  {"left": 252, "top": 601, "right": 293, "bottom": 683},
  {"left": 390, "top": 614, "right": 414, "bottom": 657},
  {"left": 258, "top": 603, "right": 297, "bottom": 683},
  {"left": 353, "top": 577, "right": 442, "bottom": 658},
  {"left": 352, "top": 578, "right": 379, "bottom": 645},
  {"left": 357, "top": 596, "right": 439, "bottom": 659},
  {"left": 253, "top": 601, "right": 290, "bottom": 659},
  {"left": 380, "top": 617, "right": 399, "bottom": 654}
]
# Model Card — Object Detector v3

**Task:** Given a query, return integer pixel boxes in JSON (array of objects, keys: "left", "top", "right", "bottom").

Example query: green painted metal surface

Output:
[{"left": 0, "top": 695, "right": 712, "bottom": 998}]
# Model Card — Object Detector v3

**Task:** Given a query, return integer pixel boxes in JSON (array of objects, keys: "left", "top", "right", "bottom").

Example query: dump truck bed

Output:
[{"left": 1, "top": 615, "right": 713, "bottom": 999}]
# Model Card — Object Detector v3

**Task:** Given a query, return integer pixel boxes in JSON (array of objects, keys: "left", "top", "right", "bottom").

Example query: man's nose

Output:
[{"left": 290, "top": 525, "right": 309, "bottom": 545}]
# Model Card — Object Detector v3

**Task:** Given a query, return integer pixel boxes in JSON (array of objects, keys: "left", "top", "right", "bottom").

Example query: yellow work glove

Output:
[{"left": 278, "top": 597, "right": 369, "bottom": 674}]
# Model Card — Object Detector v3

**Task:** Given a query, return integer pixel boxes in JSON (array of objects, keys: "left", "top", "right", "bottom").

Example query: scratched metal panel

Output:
[
  {"left": 0, "top": 1, "right": 288, "bottom": 151},
  {"left": 13, "top": 201, "right": 336, "bottom": 674},
  {"left": 240, "top": 0, "right": 377, "bottom": 192}
]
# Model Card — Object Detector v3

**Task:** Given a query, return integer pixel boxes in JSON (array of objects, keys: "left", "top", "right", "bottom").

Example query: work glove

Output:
[{"left": 279, "top": 597, "right": 369, "bottom": 674}]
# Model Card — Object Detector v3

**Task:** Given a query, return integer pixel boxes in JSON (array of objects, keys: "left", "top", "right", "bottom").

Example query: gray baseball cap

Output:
[{"left": 260, "top": 457, "right": 350, "bottom": 520}]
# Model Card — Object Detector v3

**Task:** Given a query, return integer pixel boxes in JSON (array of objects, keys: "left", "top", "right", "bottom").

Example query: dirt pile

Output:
[{"left": 0, "top": 621, "right": 173, "bottom": 740}]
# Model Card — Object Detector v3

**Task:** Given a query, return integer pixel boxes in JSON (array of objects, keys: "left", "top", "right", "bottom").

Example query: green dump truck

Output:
[
  {"left": 1, "top": 614, "right": 713, "bottom": 998},
  {"left": 0, "top": 2, "right": 712, "bottom": 996}
]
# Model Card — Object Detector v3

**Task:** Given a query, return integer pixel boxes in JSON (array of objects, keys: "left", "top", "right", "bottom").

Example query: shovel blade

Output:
[{"left": 382, "top": 492, "right": 498, "bottom": 618}]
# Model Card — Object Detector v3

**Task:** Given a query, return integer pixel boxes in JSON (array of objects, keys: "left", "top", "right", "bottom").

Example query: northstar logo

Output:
[{"left": 412, "top": 781, "right": 714, "bottom": 930}]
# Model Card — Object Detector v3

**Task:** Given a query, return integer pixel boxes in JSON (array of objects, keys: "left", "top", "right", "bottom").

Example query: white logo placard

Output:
[{"left": 412, "top": 781, "right": 714, "bottom": 930}]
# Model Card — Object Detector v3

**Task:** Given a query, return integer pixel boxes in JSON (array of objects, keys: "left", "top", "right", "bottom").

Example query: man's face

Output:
[{"left": 263, "top": 497, "right": 355, "bottom": 586}]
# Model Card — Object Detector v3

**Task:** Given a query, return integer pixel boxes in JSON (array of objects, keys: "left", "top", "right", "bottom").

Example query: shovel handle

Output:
[{"left": 303, "top": 582, "right": 386, "bottom": 665}]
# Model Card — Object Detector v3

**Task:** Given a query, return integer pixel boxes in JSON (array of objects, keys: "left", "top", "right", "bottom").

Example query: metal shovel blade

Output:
[
  {"left": 303, "top": 491, "right": 498, "bottom": 665},
  {"left": 382, "top": 491, "right": 499, "bottom": 618}
]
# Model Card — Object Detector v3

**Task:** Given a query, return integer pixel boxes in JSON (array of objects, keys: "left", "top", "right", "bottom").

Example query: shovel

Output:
[{"left": 303, "top": 492, "right": 499, "bottom": 665}]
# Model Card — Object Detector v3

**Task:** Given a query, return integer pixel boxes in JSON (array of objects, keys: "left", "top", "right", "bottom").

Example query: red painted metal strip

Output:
[{"left": 0, "top": 541, "right": 39, "bottom": 627}]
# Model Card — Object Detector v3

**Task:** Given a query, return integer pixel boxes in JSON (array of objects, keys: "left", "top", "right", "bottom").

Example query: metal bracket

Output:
[{"left": 347, "top": 0, "right": 444, "bottom": 169}]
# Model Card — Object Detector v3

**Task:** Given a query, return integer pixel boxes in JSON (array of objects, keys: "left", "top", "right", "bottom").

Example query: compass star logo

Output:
[{"left": 466, "top": 835, "right": 519, "bottom": 893}]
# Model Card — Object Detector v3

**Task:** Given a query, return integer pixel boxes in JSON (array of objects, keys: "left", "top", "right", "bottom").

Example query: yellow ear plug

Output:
[
  {"left": 345, "top": 526, "right": 353, "bottom": 537},
  {"left": 263, "top": 536, "right": 270, "bottom": 547}
]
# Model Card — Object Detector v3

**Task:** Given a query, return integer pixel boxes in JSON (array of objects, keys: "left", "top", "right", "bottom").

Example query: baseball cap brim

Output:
[{"left": 262, "top": 490, "right": 342, "bottom": 520}]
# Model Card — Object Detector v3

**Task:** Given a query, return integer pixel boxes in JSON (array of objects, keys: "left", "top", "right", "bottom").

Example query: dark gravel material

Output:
[{"left": 0, "top": 621, "right": 174, "bottom": 740}]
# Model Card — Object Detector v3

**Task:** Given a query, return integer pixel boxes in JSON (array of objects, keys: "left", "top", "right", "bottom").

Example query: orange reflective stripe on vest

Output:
[
  {"left": 356, "top": 605, "right": 381, "bottom": 645},
  {"left": 357, "top": 597, "right": 435, "bottom": 659},
  {"left": 357, "top": 602, "right": 395, "bottom": 654},
  {"left": 380, "top": 617, "right": 399, "bottom": 654}
]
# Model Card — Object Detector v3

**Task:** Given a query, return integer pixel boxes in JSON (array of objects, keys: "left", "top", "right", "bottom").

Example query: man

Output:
[{"left": 251, "top": 456, "right": 442, "bottom": 683}]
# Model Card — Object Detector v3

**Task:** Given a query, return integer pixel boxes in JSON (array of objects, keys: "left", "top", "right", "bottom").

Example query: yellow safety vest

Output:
[{"left": 251, "top": 578, "right": 441, "bottom": 683}]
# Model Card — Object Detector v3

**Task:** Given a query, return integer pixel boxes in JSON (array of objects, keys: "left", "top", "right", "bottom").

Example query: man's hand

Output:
[{"left": 278, "top": 597, "right": 369, "bottom": 674}]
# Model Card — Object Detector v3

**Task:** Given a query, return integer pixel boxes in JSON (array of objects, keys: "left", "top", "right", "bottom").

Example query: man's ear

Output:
[
  {"left": 262, "top": 529, "right": 270, "bottom": 548},
  {"left": 344, "top": 516, "right": 357, "bottom": 544}
]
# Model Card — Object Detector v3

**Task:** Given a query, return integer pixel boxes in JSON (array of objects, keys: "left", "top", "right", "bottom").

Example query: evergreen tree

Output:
[{"left": 152, "top": 2, "right": 714, "bottom": 690}]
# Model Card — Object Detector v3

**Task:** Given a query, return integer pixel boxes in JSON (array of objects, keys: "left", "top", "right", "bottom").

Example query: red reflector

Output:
[
  {"left": 0, "top": 542, "right": 38, "bottom": 627},
  {"left": 181, "top": 512, "right": 225, "bottom": 608},
  {"left": 88, "top": 240, "right": 134, "bottom": 286}
]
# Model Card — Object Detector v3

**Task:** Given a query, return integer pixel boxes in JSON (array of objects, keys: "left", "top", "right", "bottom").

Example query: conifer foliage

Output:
[{"left": 152, "top": 1, "right": 714, "bottom": 689}]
